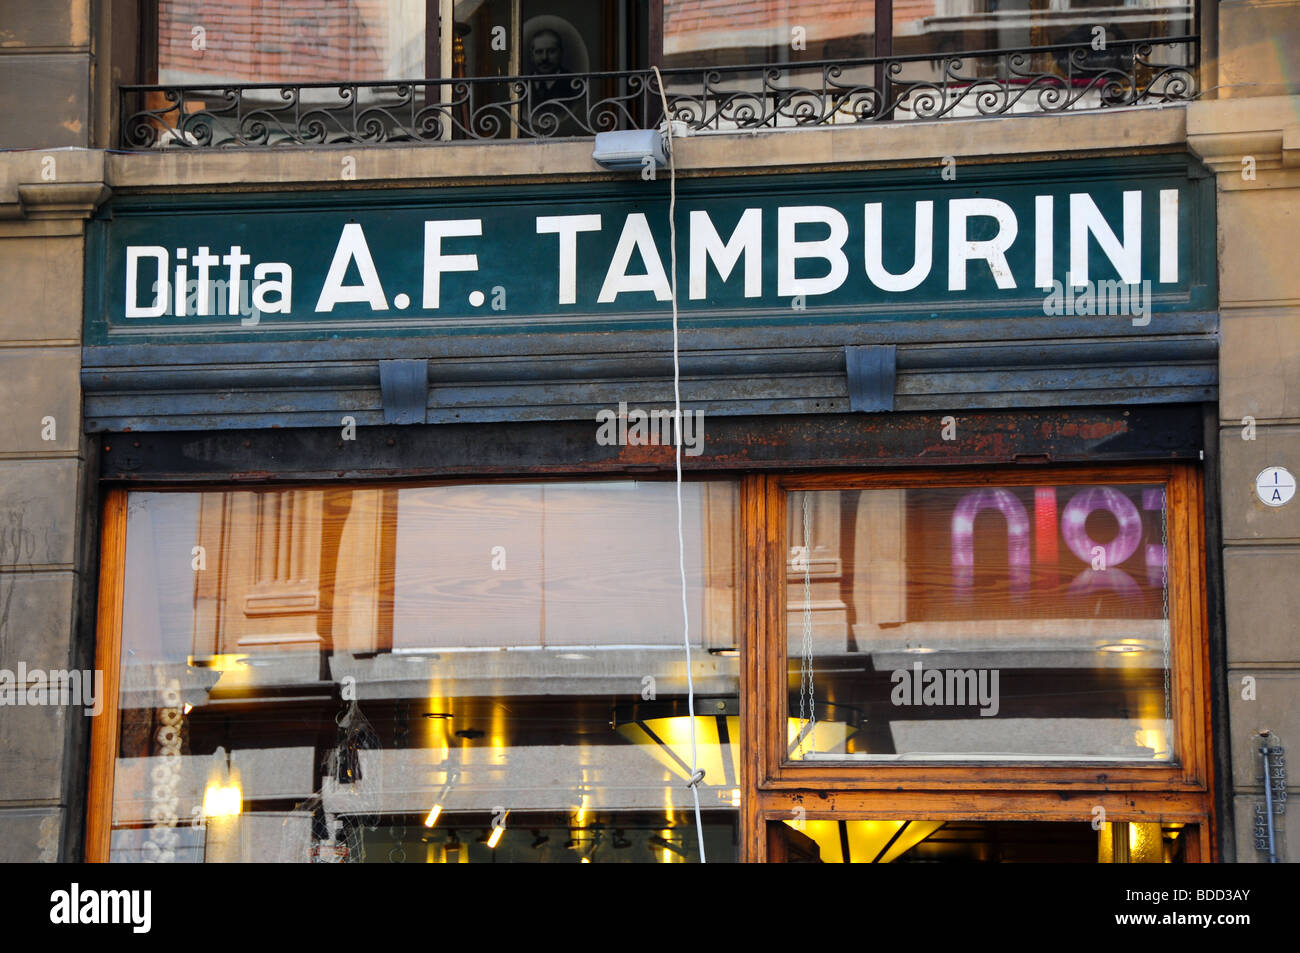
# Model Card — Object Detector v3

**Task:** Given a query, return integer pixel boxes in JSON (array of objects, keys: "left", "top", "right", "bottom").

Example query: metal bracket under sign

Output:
[
  {"left": 844, "top": 345, "right": 896, "bottom": 413},
  {"left": 378, "top": 359, "right": 429, "bottom": 425}
]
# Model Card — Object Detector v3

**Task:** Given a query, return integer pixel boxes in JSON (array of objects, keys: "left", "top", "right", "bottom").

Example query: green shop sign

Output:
[{"left": 85, "top": 156, "right": 1214, "bottom": 344}]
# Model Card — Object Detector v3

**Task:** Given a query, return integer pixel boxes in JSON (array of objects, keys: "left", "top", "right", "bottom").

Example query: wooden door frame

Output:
[{"left": 85, "top": 489, "right": 127, "bottom": 864}]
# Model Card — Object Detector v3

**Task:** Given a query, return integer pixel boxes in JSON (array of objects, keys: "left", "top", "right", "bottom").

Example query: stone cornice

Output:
[
  {"left": 1187, "top": 95, "right": 1300, "bottom": 175},
  {"left": 8, "top": 182, "right": 112, "bottom": 220},
  {"left": 0, "top": 149, "right": 110, "bottom": 220}
]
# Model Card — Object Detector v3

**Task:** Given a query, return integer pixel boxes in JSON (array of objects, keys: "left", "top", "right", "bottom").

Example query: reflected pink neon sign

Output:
[{"left": 950, "top": 485, "right": 1166, "bottom": 596}]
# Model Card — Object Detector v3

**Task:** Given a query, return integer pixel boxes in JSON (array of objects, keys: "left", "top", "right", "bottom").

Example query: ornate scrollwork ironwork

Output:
[{"left": 120, "top": 35, "right": 1196, "bottom": 150}]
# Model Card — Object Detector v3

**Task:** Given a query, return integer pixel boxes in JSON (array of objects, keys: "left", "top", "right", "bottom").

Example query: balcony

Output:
[{"left": 119, "top": 34, "right": 1197, "bottom": 150}]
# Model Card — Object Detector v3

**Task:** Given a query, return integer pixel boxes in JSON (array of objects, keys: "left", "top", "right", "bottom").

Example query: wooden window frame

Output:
[
  {"left": 759, "top": 803, "right": 1211, "bottom": 863},
  {"left": 739, "top": 462, "right": 1215, "bottom": 862},
  {"left": 87, "top": 462, "right": 1213, "bottom": 862}
]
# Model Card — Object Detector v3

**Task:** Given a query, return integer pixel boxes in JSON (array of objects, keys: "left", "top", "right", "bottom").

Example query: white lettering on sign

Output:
[
  {"left": 1068, "top": 191, "right": 1141, "bottom": 287},
  {"left": 118, "top": 187, "right": 1186, "bottom": 323},
  {"left": 536, "top": 214, "right": 601, "bottom": 305},
  {"left": 864, "top": 201, "right": 933, "bottom": 292},
  {"left": 423, "top": 219, "right": 482, "bottom": 309},
  {"left": 689, "top": 208, "right": 762, "bottom": 300},
  {"left": 598, "top": 212, "right": 671, "bottom": 302},
  {"left": 316, "top": 224, "right": 388, "bottom": 312},
  {"left": 777, "top": 205, "right": 849, "bottom": 298},
  {"left": 123, "top": 244, "right": 292, "bottom": 318},
  {"left": 125, "top": 246, "right": 169, "bottom": 317},
  {"left": 948, "top": 198, "right": 1018, "bottom": 291}
]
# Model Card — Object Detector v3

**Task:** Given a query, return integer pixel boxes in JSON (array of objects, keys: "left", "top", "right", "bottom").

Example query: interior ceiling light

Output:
[
  {"left": 201, "top": 745, "right": 242, "bottom": 818},
  {"left": 648, "top": 834, "right": 685, "bottom": 858},
  {"left": 614, "top": 697, "right": 864, "bottom": 781},
  {"left": 423, "top": 770, "right": 459, "bottom": 828},
  {"left": 187, "top": 653, "right": 249, "bottom": 670},
  {"left": 1098, "top": 640, "right": 1148, "bottom": 654},
  {"left": 613, "top": 696, "right": 741, "bottom": 788},
  {"left": 793, "top": 819, "right": 945, "bottom": 863}
]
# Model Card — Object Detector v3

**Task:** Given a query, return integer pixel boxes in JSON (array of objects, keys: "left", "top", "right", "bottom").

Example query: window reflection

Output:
[
  {"left": 785, "top": 483, "right": 1175, "bottom": 762},
  {"left": 112, "top": 481, "right": 739, "bottom": 862},
  {"left": 158, "top": 1, "right": 427, "bottom": 84},
  {"left": 663, "top": 0, "right": 876, "bottom": 68},
  {"left": 888, "top": 0, "right": 1195, "bottom": 112},
  {"left": 773, "top": 819, "right": 1188, "bottom": 862}
]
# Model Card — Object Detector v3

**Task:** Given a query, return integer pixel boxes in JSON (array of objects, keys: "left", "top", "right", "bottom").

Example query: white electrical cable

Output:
[{"left": 651, "top": 65, "right": 706, "bottom": 864}]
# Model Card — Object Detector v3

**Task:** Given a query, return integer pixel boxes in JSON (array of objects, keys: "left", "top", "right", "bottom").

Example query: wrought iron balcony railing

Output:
[{"left": 120, "top": 35, "right": 1197, "bottom": 150}]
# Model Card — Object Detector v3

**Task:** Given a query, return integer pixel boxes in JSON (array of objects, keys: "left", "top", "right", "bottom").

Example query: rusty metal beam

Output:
[{"left": 96, "top": 405, "right": 1203, "bottom": 483}]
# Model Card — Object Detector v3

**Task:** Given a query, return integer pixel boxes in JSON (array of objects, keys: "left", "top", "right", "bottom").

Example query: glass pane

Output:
[
  {"left": 889, "top": 0, "right": 1195, "bottom": 118},
  {"left": 664, "top": 0, "right": 875, "bottom": 67},
  {"left": 784, "top": 482, "right": 1174, "bottom": 762},
  {"left": 892, "top": 0, "right": 1193, "bottom": 55},
  {"left": 157, "top": 1, "right": 428, "bottom": 83},
  {"left": 661, "top": 2, "right": 876, "bottom": 132},
  {"left": 111, "top": 480, "right": 740, "bottom": 862},
  {"left": 774, "top": 819, "right": 1190, "bottom": 862},
  {"left": 455, "top": 1, "right": 628, "bottom": 76},
  {"left": 451, "top": 2, "right": 642, "bottom": 138}
]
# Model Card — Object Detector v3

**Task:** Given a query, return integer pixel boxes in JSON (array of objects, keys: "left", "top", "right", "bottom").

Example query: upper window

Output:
[
  {"left": 150, "top": 1, "right": 647, "bottom": 85},
  {"left": 156, "top": 1, "right": 427, "bottom": 84},
  {"left": 125, "top": 0, "right": 1198, "bottom": 145},
  {"left": 144, "top": 0, "right": 1193, "bottom": 82},
  {"left": 662, "top": 0, "right": 877, "bottom": 68}
]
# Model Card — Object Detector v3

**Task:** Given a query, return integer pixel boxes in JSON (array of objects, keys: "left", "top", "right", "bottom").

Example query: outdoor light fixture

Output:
[{"left": 592, "top": 129, "right": 667, "bottom": 172}]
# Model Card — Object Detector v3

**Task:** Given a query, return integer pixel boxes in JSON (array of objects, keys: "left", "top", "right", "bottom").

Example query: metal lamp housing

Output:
[{"left": 592, "top": 129, "right": 667, "bottom": 171}]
